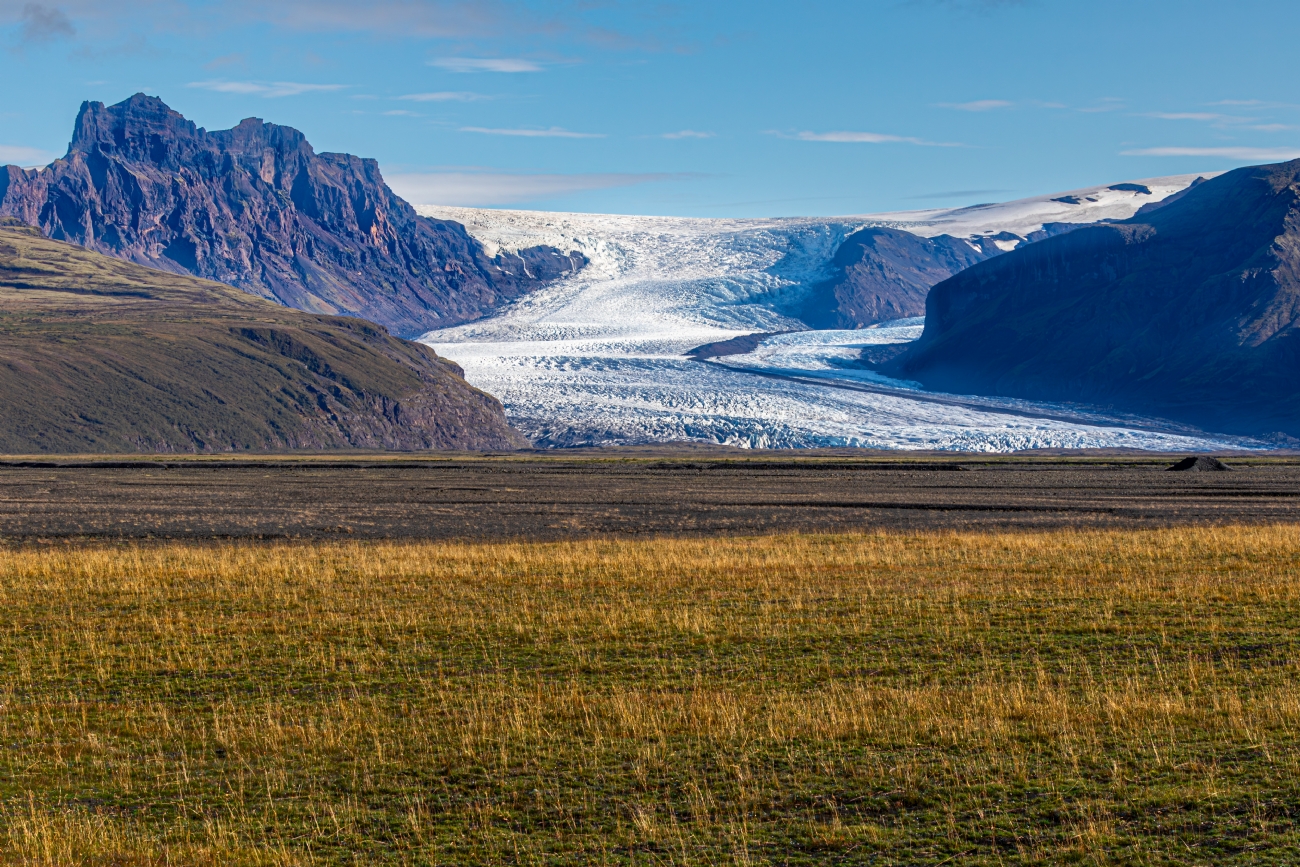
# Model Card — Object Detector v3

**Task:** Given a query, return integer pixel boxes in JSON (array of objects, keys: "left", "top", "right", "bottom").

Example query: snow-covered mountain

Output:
[
  {"left": 415, "top": 174, "right": 1255, "bottom": 452},
  {"left": 863, "top": 174, "right": 1213, "bottom": 241}
]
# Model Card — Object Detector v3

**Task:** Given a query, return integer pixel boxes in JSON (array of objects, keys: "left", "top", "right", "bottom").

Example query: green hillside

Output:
[{"left": 0, "top": 219, "right": 525, "bottom": 453}]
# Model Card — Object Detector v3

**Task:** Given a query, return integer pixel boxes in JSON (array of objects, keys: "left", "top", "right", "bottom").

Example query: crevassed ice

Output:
[{"left": 416, "top": 184, "right": 1254, "bottom": 452}]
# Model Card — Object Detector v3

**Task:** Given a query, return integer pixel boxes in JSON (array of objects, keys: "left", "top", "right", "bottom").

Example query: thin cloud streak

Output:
[
  {"left": 431, "top": 57, "right": 542, "bottom": 73},
  {"left": 1079, "top": 99, "right": 1126, "bottom": 113},
  {"left": 1122, "top": 146, "right": 1300, "bottom": 161},
  {"left": 1143, "top": 112, "right": 1263, "bottom": 127},
  {"left": 396, "top": 91, "right": 486, "bottom": 102},
  {"left": 1146, "top": 112, "right": 1241, "bottom": 122},
  {"left": 242, "top": 0, "right": 515, "bottom": 39},
  {"left": 938, "top": 100, "right": 1012, "bottom": 111},
  {"left": 187, "top": 79, "right": 347, "bottom": 98},
  {"left": 204, "top": 52, "right": 246, "bottom": 70},
  {"left": 0, "top": 144, "right": 55, "bottom": 166},
  {"left": 460, "top": 126, "right": 604, "bottom": 139},
  {"left": 790, "top": 130, "right": 966, "bottom": 147},
  {"left": 388, "top": 171, "right": 692, "bottom": 206},
  {"left": 661, "top": 130, "right": 714, "bottom": 139},
  {"left": 906, "top": 188, "right": 1013, "bottom": 200},
  {"left": 0, "top": 1, "right": 640, "bottom": 52}
]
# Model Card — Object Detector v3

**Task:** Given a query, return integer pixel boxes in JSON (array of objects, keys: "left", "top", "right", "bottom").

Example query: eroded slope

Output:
[{"left": 0, "top": 221, "right": 524, "bottom": 452}]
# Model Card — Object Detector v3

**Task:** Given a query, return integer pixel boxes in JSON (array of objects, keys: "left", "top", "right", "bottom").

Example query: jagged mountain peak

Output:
[
  {"left": 1, "top": 95, "right": 584, "bottom": 337},
  {"left": 68, "top": 94, "right": 200, "bottom": 160}
]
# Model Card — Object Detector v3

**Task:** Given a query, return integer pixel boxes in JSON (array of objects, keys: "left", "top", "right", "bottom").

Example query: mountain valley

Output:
[
  {"left": 416, "top": 176, "right": 1247, "bottom": 452},
  {"left": 0, "top": 96, "right": 1269, "bottom": 455}
]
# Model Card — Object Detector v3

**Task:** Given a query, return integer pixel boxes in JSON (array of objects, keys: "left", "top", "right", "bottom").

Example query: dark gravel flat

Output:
[{"left": 3, "top": 453, "right": 1298, "bottom": 541}]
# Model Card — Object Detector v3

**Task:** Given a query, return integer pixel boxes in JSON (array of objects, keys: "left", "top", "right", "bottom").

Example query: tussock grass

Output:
[{"left": 1, "top": 528, "right": 1299, "bottom": 864}]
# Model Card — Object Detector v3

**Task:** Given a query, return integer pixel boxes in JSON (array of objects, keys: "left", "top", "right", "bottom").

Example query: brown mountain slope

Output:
[
  {"left": 0, "top": 219, "right": 525, "bottom": 453},
  {"left": 889, "top": 159, "right": 1300, "bottom": 440},
  {"left": 0, "top": 94, "right": 585, "bottom": 338}
]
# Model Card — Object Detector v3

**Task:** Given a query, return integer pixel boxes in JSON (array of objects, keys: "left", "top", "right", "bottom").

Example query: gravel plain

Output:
[{"left": 2, "top": 452, "right": 1296, "bottom": 541}]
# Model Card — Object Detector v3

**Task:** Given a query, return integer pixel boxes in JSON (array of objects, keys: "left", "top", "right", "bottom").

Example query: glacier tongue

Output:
[{"left": 415, "top": 180, "right": 1254, "bottom": 452}]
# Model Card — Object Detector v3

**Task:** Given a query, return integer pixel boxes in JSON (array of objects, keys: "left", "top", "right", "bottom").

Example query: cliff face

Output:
[
  {"left": 0, "top": 219, "right": 526, "bottom": 453},
  {"left": 0, "top": 94, "right": 585, "bottom": 338},
  {"left": 889, "top": 160, "right": 1300, "bottom": 439},
  {"left": 798, "top": 228, "right": 1005, "bottom": 328}
]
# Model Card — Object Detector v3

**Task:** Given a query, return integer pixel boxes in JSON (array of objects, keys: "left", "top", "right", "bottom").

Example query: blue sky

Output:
[{"left": 2, "top": 0, "right": 1298, "bottom": 216}]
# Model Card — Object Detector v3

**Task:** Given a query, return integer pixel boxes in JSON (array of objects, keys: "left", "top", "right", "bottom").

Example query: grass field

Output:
[{"left": 1, "top": 528, "right": 1298, "bottom": 865}]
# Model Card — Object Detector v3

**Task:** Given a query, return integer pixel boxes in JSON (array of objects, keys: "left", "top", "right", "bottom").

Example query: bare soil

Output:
[{"left": 3, "top": 452, "right": 1298, "bottom": 541}]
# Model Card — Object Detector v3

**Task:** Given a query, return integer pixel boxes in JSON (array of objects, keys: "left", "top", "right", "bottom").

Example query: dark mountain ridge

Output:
[
  {"left": 0, "top": 218, "right": 525, "bottom": 453},
  {"left": 797, "top": 228, "right": 1005, "bottom": 329},
  {"left": 799, "top": 222, "right": 1096, "bottom": 330},
  {"left": 888, "top": 159, "right": 1300, "bottom": 439},
  {"left": 0, "top": 94, "right": 584, "bottom": 338}
]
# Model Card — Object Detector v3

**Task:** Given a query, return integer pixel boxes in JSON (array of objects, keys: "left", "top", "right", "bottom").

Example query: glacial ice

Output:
[{"left": 415, "top": 177, "right": 1255, "bottom": 452}]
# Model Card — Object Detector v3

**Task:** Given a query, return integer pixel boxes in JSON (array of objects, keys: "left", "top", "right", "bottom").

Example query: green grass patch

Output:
[{"left": 1, "top": 528, "right": 1298, "bottom": 864}]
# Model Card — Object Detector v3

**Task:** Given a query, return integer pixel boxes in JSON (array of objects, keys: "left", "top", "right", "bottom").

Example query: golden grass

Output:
[{"left": 2, "top": 527, "right": 1299, "bottom": 864}]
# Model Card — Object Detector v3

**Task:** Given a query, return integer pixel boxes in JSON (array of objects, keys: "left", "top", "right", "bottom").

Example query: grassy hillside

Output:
[
  {"left": 0, "top": 219, "right": 524, "bottom": 452},
  {"left": 2, "top": 528, "right": 1298, "bottom": 864}
]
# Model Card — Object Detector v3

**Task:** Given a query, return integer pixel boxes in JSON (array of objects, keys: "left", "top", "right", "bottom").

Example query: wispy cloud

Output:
[
  {"left": 396, "top": 91, "right": 486, "bottom": 102},
  {"left": 661, "top": 130, "right": 714, "bottom": 139},
  {"left": 1142, "top": 112, "right": 1267, "bottom": 129},
  {"left": 245, "top": 1, "right": 518, "bottom": 39},
  {"left": 204, "top": 52, "right": 247, "bottom": 70},
  {"left": 0, "top": 144, "right": 55, "bottom": 166},
  {"left": 431, "top": 57, "right": 542, "bottom": 73},
  {"left": 1122, "top": 146, "right": 1300, "bottom": 161},
  {"left": 912, "top": 0, "right": 1032, "bottom": 11},
  {"left": 387, "top": 171, "right": 694, "bottom": 206},
  {"left": 1141, "top": 111, "right": 1296, "bottom": 132},
  {"left": 383, "top": 110, "right": 421, "bottom": 117},
  {"left": 1145, "top": 112, "right": 1242, "bottom": 122},
  {"left": 906, "top": 188, "right": 1013, "bottom": 200},
  {"left": 2, "top": 1, "right": 662, "bottom": 56},
  {"left": 459, "top": 126, "right": 604, "bottom": 139},
  {"left": 187, "top": 79, "right": 347, "bottom": 98},
  {"left": 17, "top": 2, "right": 74, "bottom": 43},
  {"left": 937, "top": 100, "right": 1012, "bottom": 112},
  {"left": 1078, "top": 98, "right": 1126, "bottom": 114},
  {"left": 786, "top": 130, "right": 965, "bottom": 147}
]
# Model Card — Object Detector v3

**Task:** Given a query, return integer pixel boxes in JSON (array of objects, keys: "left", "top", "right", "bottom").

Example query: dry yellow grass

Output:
[{"left": 1, "top": 527, "right": 1298, "bottom": 864}]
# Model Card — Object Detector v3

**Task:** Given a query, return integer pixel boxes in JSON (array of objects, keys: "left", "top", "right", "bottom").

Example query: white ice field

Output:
[{"left": 417, "top": 175, "right": 1257, "bottom": 452}]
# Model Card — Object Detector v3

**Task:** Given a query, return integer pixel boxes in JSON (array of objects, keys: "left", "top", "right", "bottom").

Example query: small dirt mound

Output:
[{"left": 1167, "top": 456, "right": 1233, "bottom": 472}]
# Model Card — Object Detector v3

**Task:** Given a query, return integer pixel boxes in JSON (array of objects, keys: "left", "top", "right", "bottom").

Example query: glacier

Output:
[{"left": 416, "top": 175, "right": 1257, "bottom": 452}]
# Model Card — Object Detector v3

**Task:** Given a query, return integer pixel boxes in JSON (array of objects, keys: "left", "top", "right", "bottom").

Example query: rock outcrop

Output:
[
  {"left": 0, "top": 94, "right": 585, "bottom": 338},
  {"left": 1167, "top": 456, "right": 1232, "bottom": 472},
  {"left": 797, "top": 228, "right": 1005, "bottom": 328},
  {"left": 0, "top": 219, "right": 526, "bottom": 453},
  {"left": 888, "top": 159, "right": 1300, "bottom": 440}
]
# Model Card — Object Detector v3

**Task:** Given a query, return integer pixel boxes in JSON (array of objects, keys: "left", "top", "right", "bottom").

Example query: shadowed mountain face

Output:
[
  {"left": 0, "top": 219, "right": 526, "bottom": 453},
  {"left": 889, "top": 159, "right": 1300, "bottom": 440},
  {"left": 0, "top": 94, "right": 585, "bottom": 338},
  {"left": 798, "top": 228, "right": 1006, "bottom": 328}
]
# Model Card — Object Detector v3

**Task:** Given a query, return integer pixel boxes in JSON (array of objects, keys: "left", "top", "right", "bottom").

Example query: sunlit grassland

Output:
[{"left": 1, "top": 528, "right": 1299, "bottom": 865}]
